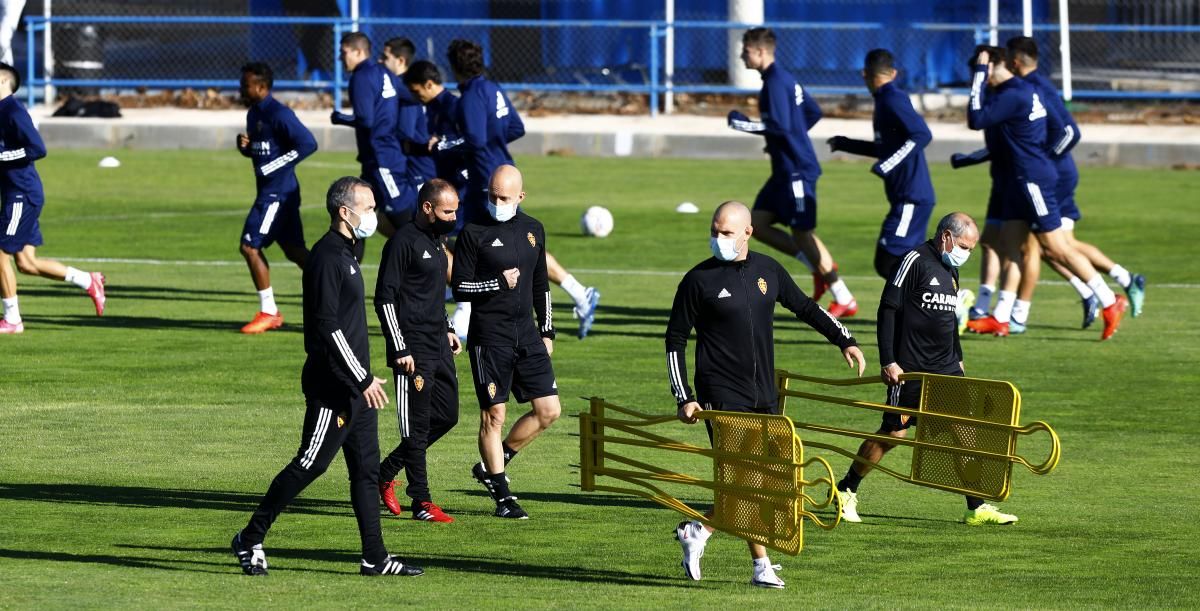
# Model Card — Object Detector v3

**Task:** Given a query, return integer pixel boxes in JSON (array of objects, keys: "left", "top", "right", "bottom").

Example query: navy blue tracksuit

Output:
[
  {"left": 239, "top": 95, "right": 318, "bottom": 249},
  {"left": 453, "top": 75, "right": 525, "bottom": 225},
  {"left": 1023, "top": 69, "right": 1082, "bottom": 223},
  {"left": 0, "top": 95, "right": 47, "bottom": 254},
  {"left": 967, "top": 65, "right": 1061, "bottom": 233},
  {"left": 333, "top": 61, "right": 413, "bottom": 222}
]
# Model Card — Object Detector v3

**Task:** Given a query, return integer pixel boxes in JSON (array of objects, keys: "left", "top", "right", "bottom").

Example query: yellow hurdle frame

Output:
[
  {"left": 579, "top": 397, "right": 840, "bottom": 556},
  {"left": 776, "top": 370, "right": 1061, "bottom": 502}
]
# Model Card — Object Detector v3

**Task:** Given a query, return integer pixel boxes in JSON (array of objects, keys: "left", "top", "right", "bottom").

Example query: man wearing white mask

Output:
[
  {"left": 451, "top": 164, "right": 559, "bottom": 520},
  {"left": 666, "top": 200, "right": 865, "bottom": 589},
  {"left": 834, "top": 212, "right": 1018, "bottom": 527}
]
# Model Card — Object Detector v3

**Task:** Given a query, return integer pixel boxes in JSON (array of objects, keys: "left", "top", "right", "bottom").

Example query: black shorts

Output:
[
  {"left": 468, "top": 342, "right": 558, "bottom": 409},
  {"left": 880, "top": 371, "right": 963, "bottom": 432},
  {"left": 699, "top": 401, "right": 781, "bottom": 445}
]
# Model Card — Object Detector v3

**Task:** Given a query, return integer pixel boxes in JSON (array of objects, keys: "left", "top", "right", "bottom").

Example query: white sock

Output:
[
  {"left": 753, "top": 556, "right": 772, "bottom": 570},
  {"left": 794, "top": 251, "right": 815, "bottom": 272},
  {"left": 829, "top": 279, "right": 853, "bottom": 305},
  {"left": 1086, "top": 275, "right": 1117, "bottom": 307},
  {"left": 258, "top": 287, "right": 278, "bottom": 315},
  {"left": 1108, "top": 264, "right": 1132, "bottom": 289},
  {"left": 64, "top": 266, "right": 92, "bottom": 290},
  {"left": 1068, "top": 276, "right": 1094, "bottom": 300},
  {"left": 558, "top": 274, "right": 589, "bottom": 308},
  {"left": 993, "top": 290, "right": 1016, "bottom": 323},
  {"left": 977, "top": 284, "right": 995, "bottom": 312},
  {"left": 1011, "top": 299, "right": 1031, "bottom": 325},
  {"left": 2, "top": 296, "right": 19, "bottom": 324}
]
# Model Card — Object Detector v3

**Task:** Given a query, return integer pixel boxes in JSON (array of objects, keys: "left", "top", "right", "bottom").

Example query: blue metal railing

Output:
[{"left": 21, "top": 15, "right": 1200, "bottom": 113}]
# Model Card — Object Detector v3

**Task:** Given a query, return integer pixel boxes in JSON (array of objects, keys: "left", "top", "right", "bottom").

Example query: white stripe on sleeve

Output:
[
  {"left": 878, "top": 140, "right": 916, "bottom": 174},
  {"left": 892, "top": 251, "right": 920, "bottom": 287},
  {"left": 1052, "top": 126, "right": 1075, "bottom": 156},
  {"left": 331, "top": 329, "right": 368, "bottom": 382}
]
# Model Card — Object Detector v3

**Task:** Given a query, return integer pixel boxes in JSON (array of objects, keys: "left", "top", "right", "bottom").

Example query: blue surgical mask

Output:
[
  {"left": 710, "top": 236, "right": 741, "bottom": 262},
  {"left": 343, "top": 206, "right": 378, "bottom": 240},
  {"left": 488, "top": 200, "right": 517, "bottom": 222},
  {"left": 942, "top": 244, "right": 970, "bottom": 268}
]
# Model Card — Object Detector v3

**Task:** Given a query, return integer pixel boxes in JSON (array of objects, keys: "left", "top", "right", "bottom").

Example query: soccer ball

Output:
[{"left": 580, "top": 206, "right": 614, "bottom": 238}]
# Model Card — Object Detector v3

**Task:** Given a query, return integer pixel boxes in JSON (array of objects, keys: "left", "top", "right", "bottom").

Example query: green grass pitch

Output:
[{"left": 1, "top": 150, "right": 1197, "bottom": 607}]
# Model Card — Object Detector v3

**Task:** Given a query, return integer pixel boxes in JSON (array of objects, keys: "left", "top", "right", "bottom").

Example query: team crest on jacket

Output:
[
  {"left": 757, "top": 277, "right": 767, "bottom": 295},
  {"left": 488, "top": 383, "right": 497, "bottom": 399},
  {"left": 527, "top": 232, "right": 536, "bottom": 248},
  {"left": 413, "top": 375, "right": 424, "bottom": 392},
  {"left": 337, "top": 412, "right": 347, "bottom": 428}
]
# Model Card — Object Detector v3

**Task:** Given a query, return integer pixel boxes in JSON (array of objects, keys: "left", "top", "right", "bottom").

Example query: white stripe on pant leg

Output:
[
  {"left": 299, "top": 408, "right": 333, "bottom": 469},
  {"left": 379, "top": 168, "right": 401, "bottom": 198},
  {"left": 791, "top": 179, "right": 805, "bottom": 213},
  {"left": 396, "top": 373, "right": 409, "bottom": 438},
  {"left": 5, "top": 202, "right": 22, "bottom": 236},
  {"left": 259, "top": 201, "right": 280, "bottom": 235},
  {"left": 894, "top": 203, "right": 914, "bottom": 238},
  {"left": 1027, "top": 183, "right": 1048, "bottom": 217}
]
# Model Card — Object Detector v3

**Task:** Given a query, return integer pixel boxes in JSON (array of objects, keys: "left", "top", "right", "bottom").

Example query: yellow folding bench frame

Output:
[
  {"left": 776, "top": 370, "right": 1061, "bottom": 502},
  {"left": 579, "top": 397, "right": 840, "bottom": 556}
]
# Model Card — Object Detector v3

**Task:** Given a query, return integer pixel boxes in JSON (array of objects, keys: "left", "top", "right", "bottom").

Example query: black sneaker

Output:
[
  {"left": 360, "top": 555, "right": 424, "bottom": 576},
  {"left": 231, "top": 532, "right": 268, "bottom": 576},
  {"left": 472, "top": 461, "right": 507, "bottom": 501},
  {"left": 495, "top": 496, "right": 529, "bottom": 520}
]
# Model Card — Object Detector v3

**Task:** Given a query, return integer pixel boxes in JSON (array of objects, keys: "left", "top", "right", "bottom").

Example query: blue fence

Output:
[{"left": 22, "top": 15, "right": 1200, "bottom": 113}]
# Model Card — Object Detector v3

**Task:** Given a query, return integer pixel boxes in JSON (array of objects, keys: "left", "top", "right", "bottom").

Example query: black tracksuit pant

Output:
[
  {"left": 242, "top": 391, "right": 386, "bottom": 563},
  {"left": 379, "top": 348, "right": 459, "bottom": 503}
]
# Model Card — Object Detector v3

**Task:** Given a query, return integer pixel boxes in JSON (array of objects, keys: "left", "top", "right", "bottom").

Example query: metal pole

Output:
[
  {"left": 987, "top": 0, "right": 999, "bottom": 45},
  {"left": 43, "top": 0, "right": 53, "bottom": 105},
  {"left": 664, "top": 0, "right": 674, "bottom": 114},
  {"left": 25, "top": 19, "right": 33, "bottom": 107},
  {"left": 728, "top": 0, "right": 764, "bottom": 89},
  {"left": 1023, "top": 0, "right": 1033, "bottom": 36},
  {"left": 1058, "top": 0, "right": 1072, "bottom": 101},
  {"left": 649, "top": 24, "right": 659, "bottom": 118},
  {"left": 351, "top": 0, "right": 359, "bottom": 31},
  {"left": 333, "top": 21, "right": 343, "bottom": 110}
]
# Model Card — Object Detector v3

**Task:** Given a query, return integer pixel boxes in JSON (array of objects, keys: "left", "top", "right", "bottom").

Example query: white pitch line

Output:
[
  {"left": 53, "top": 257, "right": 1200, "bottom": 289},
  {"left": 63, "top": 209, "right": 250, "bottom": 223}
]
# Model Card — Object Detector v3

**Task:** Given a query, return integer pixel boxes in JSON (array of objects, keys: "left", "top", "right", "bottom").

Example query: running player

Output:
[
  {"left": 236, "top": 62, "right": 317, "bottom": 334},
  {"left": 379, "top": 37, "right": 436, "bottom": 206},
  {"left": 828, "top": 48, "right": 936, "bottom": 279},
  {"left": 331, "top": 32, "right": 409, "bottom": 237},
  {"left": 727, "top": 27, "right": 857, "bottom": 317},
  {"left": 962, "top": 47, "right": 1126, "bottom": 340},
  {"left": 446, "top": 39, "right": 600, "bottom": 339},
  {"left": 0, "top": 62, "right": 105, "bottom": 334}
]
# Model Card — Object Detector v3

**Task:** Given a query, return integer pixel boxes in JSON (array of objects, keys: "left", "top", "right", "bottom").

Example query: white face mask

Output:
[
  {"left": 710, "top": 235, "right": 742, "bottom": 262},
  {"left": 488, "top": 199, "right": 517, "bottom": 222},
  {"left": 941, "top": 241, "right": 971, "bottom": 268},
  {"left": 344, "top": 207, "right": 378, "bottom": 240}
]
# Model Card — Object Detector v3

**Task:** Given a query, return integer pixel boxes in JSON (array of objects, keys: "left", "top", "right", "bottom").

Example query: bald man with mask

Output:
[
  {"left": 451, "top": 164, "right": 559, "bottom": 520},
  {"left": 666, "top": 201, "right": 865, "bottom": 589}
]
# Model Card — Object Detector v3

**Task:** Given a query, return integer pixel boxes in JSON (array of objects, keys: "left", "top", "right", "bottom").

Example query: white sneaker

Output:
[
  {"left": 674, "top": 520, "right": 708, "bottom": 581},
  {"left": 839, "top": 489, "right": 862, "bottom": 523},
  {"left": 751, "top": 563, "right": 785, "bottom": 589},
  {"left": 451, "top": 303, "right": 470, "bottom": 341}
]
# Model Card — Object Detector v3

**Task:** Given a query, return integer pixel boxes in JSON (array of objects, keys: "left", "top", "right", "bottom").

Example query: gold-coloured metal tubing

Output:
[{"left": 1013, "top": 420, "right": 1061, "bottom": 474}]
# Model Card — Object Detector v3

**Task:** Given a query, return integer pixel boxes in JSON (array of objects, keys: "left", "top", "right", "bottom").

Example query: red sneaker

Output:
[
  {"left": 810, "top": 263, "right": 837, "bottom": 302},
  {"left": 966, "top": 315, "right": 1010, "bottom": 337},
  {"left": 87, "top": 272, "right": 106, "bottom": 316},
  {"left": 241, "top": 311, "right": 283, "bottom": 334},
  {"left": 1101, "top": 294, "right": 1128, "bottom": 341},
  {"left": 827, "top": 299, "right": 858, "bottom": 319},
  {"left": 412, "top": 500, "right": 455, "bottom": 523},
  {"left": 379, "top": 480, "right": 403, "bottom": 516}
]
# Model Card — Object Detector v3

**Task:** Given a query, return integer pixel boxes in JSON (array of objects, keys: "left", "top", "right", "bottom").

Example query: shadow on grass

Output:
[
  {"left": 20, "top": 313, "right": 303, "bottom": 333},
  {"left": 0, "top": 548, "right": 234, "bottom": 574},
  {"left": 0, "top": 483, "right": 346, "bottom": 516},
  {"left": 454, "top": 488, "right": 699, "bottom": 512},
  {"left": 16, "top": 284, "right": 301, "bottom": 307},
  {"left": 123, "top": 544, "right": 688, "bottom": 585}
]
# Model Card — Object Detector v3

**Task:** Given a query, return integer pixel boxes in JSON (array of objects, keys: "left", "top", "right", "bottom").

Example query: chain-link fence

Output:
[{"left": 19, "top": 14, "right": 1200, "bottom": 112}]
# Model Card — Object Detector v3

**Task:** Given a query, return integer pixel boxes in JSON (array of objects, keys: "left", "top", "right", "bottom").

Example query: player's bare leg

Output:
[
  {"left": 794, "top": 228, "right": 855, "bottom": 317},
  {"left": 280, "top": 242, "right": 308, "bottom": 269},
  {"left": 972, "top": 222, "right": 1002, "bottom": 318},
  {"left": 476, "top": 401, "right": 534, "bottom": 519},
  {"left": 501, "top": 394, "right": 561, "bottom": 453},
  {"left": 0, "top": 251, "right": 20, "bottom": 333},
  {"left": 546, "top": 251, "right": 600, "bottom": 339},
  {"left": 1037, "top": 228, "right": 1125, "bottom": 338},
  {"left": 967, "top": 221, "right": 1024, "bottom": 336},
  {"left": 376, "top": 211, "right": 397, "bottom": 239},
  {"left": 1007, "top": 232, "right": 1041, "bottom": 333},
  {"left": 239, "top": 242, "right": 285, "bottom": 334},
  {"left": 12, "top": 246, "right": 105, "bottom": 318},
  {"left": 1043, "top": 232, "right": 1102, "bottom": 329}
]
